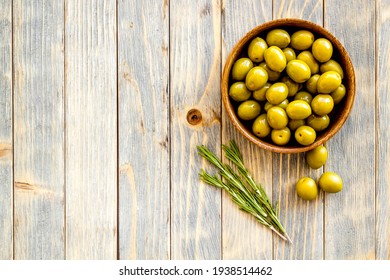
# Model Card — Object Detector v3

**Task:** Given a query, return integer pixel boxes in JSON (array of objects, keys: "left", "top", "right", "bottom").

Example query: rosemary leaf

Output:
[{"left": 197, "top": 141, "right": 292, "bottom": 243}]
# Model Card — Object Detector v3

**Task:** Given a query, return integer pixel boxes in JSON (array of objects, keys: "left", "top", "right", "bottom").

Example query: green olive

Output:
[
  {"left": 286, "top": 59, "right": 311, "bottom": 83},
  {"left": 297, "top": 51, "right": 319, "bottom": 74},
  {"left": 259, "top": 62, "right": 281, "bottom": 82},
  {"left": 320, "top": 59, "right": 344, "bottom": 79},
  {"left": 305, "top": 145, "right": 328, "bottom": 169},
  {"left": 286, "top": 100, "right": 312, "bottom": 120},
  {"left": 231, "top": 57, "right": 254, "bottom": 80},
  {"left": 295, "top": 125, "right": 316, "bottom": 146},
  {"left": 317, "top": 71, "right": 342, "bottom": 93},
  {"left": 229, "top": 82, "right": 251, "bottom": 102},
  {"left": 266, "top": 82, "right": 289, "bottom": 105},
  {"left": 271, "top": 127, "right": 291, "bottom": 146},
  {"left": 280, "top": 76, "right": 300, "bottom": 97},
  {"left": 282, "top": 47, "right": 296, "bottom": 62},
  {"left": 311, "top": 94, "right": 334, "bottom": 116},
  {"left": 296, "top": 177, "right": 318, "bottom": 200},
  {"left": 276, "top": 98, "right": 289, "bottom": 110},
  {"left": 294, "top": 91, "right": 313, "bottom": 104},
  {"left": 264, "top": 101, "right": 273, "bottom": 112},
  {"left": 305, "top": 74, "right": 320, "bottom": 94},
  {"left": 266, "top": 99, "right": 289, "bottom": 111},
  {"left": 290, "top": 30, "right": 315, "bottom": 50},
  {"left": 288, "top": 119, "right": 305, "bottom": 131},
  {"left": 252, "top": 114, "right": 271, "bottom": 138},
  {"left": 247, "top": 37, "right": 268, "bottom": 63},
  {"left": 266, "top": 29, "right": 291, "bottom": 48},
  {"left": 312, "top": 38, "right": 333, "bottom": 63},
  {"left": 318, "top": 172, "right": 343, "bottom": 193},
  {"left": 264, "top": 46, "right": 287, "bottom": 72},
  {"left": 253, "top": 82, "right": 271, "bottom": 102},
  {"left": 331, "top": 84, "right": 346, "bottom": 104},
  {"left": 306, "top": 114, "right": 330, "bottom": 131},
  {"left": 267, "top": 106, "right": 288, "bottom": 129},
  {"left": 245, "top": 66, "right": 268, "bottom": 91},
  {"left": 237, "top": 100, "right": 261, "bottom": 121}
]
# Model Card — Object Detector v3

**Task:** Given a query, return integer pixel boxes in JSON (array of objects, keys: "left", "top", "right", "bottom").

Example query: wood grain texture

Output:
[
  {"left": 13, "top": 0, "right": 65, "bottom": 259},
  {"left": 65, "top": 0, "right": 117, "bottom": 259},
  {"left": 0, "top": 0, "right": 13, "bottom": 260},
  {"left": 376, "top": 0, "right": 390, "bottom": 260},
  {"left": 274, "top": 0, "right": 324, "bottom": 23},
  {"left": 325, "top": 0, "right": 376, "bottom": 259},
  {"left": 118, "top": 0, "right": 170, "bottom": 259},
  {"left": 273, "top": 0, "right": 324, "bottom": 259},
  {"left": 221, "top": 0, "right": 274, "bottom": 260},
  {"left": 170, "top": 0, "right": 222, "bottom": 259}
]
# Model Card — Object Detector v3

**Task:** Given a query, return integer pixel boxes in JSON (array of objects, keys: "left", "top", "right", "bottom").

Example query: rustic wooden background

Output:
[{"left": 0, "top": 0, "right": 388, "bottom": 260}]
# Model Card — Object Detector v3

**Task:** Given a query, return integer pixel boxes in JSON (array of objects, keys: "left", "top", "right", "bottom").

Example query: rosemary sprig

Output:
[{"left": 197, "top": 140, "right": 292, "bottom": 243}]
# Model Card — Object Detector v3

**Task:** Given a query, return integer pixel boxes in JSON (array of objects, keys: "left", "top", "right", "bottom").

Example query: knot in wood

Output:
[{"left": 186, "top": 109, "right": 202, "bottom": 125}]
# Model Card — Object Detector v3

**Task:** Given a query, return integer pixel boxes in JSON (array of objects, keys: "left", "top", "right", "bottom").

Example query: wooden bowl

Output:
[{"left": 222, "top": 18, "right": 355, "bottom": 153}]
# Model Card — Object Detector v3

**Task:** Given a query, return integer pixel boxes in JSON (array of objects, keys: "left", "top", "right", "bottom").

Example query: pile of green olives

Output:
[{"left": 229, "top": 28, "right": 346, "bottom": 146}]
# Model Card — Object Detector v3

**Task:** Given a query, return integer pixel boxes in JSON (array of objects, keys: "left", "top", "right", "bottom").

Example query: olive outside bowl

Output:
[{"left": 221, "top": 18, "right": 356, "bottom": 154}]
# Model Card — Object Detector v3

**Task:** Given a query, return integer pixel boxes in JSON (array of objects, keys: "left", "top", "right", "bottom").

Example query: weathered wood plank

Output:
[
  {"left": 170, "top": 0, "right": 222, "bottom": 259},
  {"left": 325, "top": 0, "right": 376, "bottom": 259},
  {"left": 273, "top": 0, "right": 324, "bottom": 259},
  {"left": 0, "top": 0, "right": 13, "bottom": 260},
  {"left": 13, "top": 0, "right": 65, "bottom": 259},
  {"left": 376, "top": 0, "right": 390, "bottom": 260},
  {"left": 118, "top": 0, "right": 170, "bottom": 259},
  {"left": 274, "top": 0, "right": 324, "bottom": 23},
  {"left": 65, "top": 0, "right": 117, "bottom": 259},
  {"left": 221, "top": 0, "right": 274, "bottom": 260}
]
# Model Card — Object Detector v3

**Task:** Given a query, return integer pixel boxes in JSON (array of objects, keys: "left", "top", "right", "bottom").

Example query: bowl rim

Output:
[{"left": 221, "top": 18, "right": 356, "bottom": 154}]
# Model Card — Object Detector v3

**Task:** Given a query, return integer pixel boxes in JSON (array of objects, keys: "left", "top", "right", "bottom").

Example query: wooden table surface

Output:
[{"left": 0, "top": 0, "right": 389, "bottom": 260}]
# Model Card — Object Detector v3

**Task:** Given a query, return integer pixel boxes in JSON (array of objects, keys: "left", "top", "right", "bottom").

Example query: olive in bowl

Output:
[{"left": 221, "top": 18, "right": 355, "bottom": 153}]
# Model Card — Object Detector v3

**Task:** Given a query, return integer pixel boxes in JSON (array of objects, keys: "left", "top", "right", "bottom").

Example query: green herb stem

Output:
[{"left": 197, "top": 141, "right": 292, "bottom": 243}]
